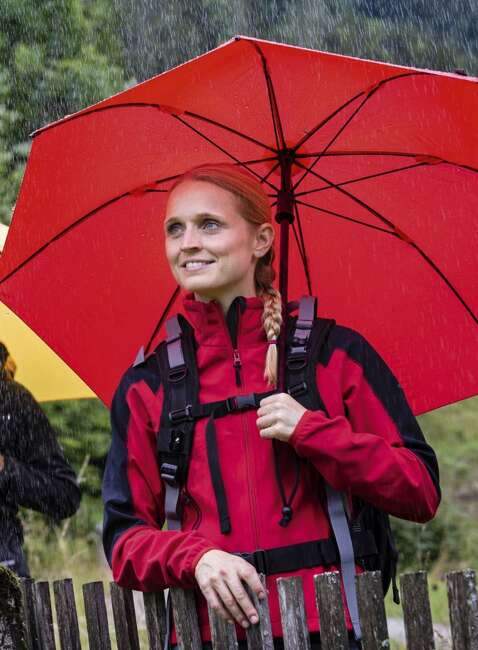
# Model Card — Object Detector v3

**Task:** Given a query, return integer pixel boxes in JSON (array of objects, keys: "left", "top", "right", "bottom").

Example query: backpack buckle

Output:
[
  {"left": 287, "top": 352, "right": 307, "bottom": 371},
  {"left": 288, "top": 382, "right": 308, "bottom": 397},
  {"left": 169, "top": 365, "right": 187, "bottom": 382},
  {"left": 169, "top": 404, "right": 193, "bottom": 423},
  {"left": 225, "top": 397, "right": 238, "bottom": 413},
  {"left": 160, "top": 462, "right": 179, "bottom": 486}
]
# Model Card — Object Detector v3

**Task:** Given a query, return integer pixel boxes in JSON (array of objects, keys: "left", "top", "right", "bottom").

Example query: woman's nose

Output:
[{"left": 180, "top": 225, "right": 201, "bottom": 250}]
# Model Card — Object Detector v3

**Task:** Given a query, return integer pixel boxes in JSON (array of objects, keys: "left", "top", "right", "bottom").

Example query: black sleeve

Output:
[{"left": 0, "top": 386, "right": 81, "bottom": 520}]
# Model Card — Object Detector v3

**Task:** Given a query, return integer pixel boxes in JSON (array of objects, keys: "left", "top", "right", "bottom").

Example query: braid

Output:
[{"left": 260, "top": 286, "right": 282, "bottom": 386}]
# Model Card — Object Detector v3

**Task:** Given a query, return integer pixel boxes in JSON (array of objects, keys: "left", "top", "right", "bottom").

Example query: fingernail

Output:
[
  {"left": 242, "top": 620, "right": 250, "bottom": 628},
  {"left": 227, "top": 620, "right": 234, "bottom": 625},
  {"left": 258, "top": 591, "right": 266, "bottom": 599},
  {"left": 250, "top": 615, "right": 258, "bottom": 624}
]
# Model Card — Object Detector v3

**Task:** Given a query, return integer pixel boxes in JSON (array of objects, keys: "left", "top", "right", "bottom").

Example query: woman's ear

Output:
[{"left": 253, "top": 223, "right": 275, "bottom": 259}]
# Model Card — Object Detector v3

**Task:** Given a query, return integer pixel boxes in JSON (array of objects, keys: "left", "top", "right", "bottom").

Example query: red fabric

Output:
[
  {"left": 103, "top": 295, "right": 439, "bottom": 642},
  {"left": 0, "top": 37, "right": 477, "bottom": 413}
]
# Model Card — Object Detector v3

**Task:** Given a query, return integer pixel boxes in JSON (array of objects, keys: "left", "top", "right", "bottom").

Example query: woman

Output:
[{"left": 102, "top": 164, "right": 440, "bottom": 648}]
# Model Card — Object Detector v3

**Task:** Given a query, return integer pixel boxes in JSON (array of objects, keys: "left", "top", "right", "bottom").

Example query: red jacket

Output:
[{"left": 102, "top": 294, "right": 440, "bottom": 640}]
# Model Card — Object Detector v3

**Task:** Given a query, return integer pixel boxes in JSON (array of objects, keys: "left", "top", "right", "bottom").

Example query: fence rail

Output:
[{"left": 1, "top": 567, "right": 477, "bottom": 649}]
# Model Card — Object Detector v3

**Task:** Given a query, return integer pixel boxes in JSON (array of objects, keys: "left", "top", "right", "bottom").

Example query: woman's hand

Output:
[
  {"left": 194, "top": 549, "right": 265, "bottom": 628},
  {"left": 256, "top": 393, "right": 307, "bottom": 442}
]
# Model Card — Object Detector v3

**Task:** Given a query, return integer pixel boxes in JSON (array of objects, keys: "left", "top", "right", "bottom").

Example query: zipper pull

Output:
[{"left": 233, "top": 349, "right": 242, "bottom": 387}]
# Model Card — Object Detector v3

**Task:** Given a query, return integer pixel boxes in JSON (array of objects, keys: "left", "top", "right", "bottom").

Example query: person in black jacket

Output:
[{"left": 0, "top": 342, "right": 81, "bottom": 577}]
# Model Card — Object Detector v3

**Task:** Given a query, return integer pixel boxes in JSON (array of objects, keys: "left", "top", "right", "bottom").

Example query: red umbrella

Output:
[{"left": 1, "top": 36, "right": 477, "bottom": 411}]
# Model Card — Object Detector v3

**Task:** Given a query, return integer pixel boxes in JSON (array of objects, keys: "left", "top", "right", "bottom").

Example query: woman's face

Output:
[{"left": 164, "top": 180, "right": 273, "bottom": 309}]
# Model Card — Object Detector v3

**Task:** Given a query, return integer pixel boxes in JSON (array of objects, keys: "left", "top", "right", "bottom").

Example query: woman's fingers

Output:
[
  {"left": 194, "top": 550, "right": 265, "bottom": 627},
  {"left": 215, "top": 580, "right": 252, "bottom": 628},
  {"left": 227, "top": 573, "right": 261, "bottom": 625},
  {"left": 202, "top": 583, "right": 234, "bottom": 624}
]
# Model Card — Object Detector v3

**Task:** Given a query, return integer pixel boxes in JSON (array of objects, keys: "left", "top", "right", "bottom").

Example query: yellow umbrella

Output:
[{"left": 0, "top": 224, "right": 95, "bottom": 402}]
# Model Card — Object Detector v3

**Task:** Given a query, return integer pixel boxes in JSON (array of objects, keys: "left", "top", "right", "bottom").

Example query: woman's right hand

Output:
[{"left": 194, "top": 549, "right": 265, "bottom": 628}]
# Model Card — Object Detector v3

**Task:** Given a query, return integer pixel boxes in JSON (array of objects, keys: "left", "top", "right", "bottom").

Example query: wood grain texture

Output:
[
  {"left": 110, "top": 583, "right": 140, "bottom": 650},
  {"left": 400, "top": 571, "right": 435, "bottom": 650},
  {"left": 314, "top": 572, "right": 349, "bottom": 650},
  {"left": 82, "top": 582, "right": 112, "bottom": 650},
  {"left": 53, "top": 579, "right": 82, "bottom": 650},
  {"left": 446, "top": 569, "right": 478, "bottom": 650},
  {"left": 277, "top": 576, "right": 311, "bottom": 650},
  {"left": 170, "top": 587, "right": 202, "bottom": 650}
]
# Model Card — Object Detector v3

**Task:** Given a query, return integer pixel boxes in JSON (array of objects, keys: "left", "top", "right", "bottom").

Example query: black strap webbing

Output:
[
  {"left": 236, "top": 530, "right": 377, "bottom": 576},
  {"left": 206, "top": 412, "right": 232, "bottom": 534}
]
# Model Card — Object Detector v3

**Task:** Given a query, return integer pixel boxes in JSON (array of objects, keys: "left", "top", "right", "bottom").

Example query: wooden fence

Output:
[{"left": 1, "top": 568, "right": 478, "bottom": 649}]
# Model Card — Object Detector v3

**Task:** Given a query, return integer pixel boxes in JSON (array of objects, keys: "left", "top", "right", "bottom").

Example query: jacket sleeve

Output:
[
  {"left": 102, "top": 365, "right": 217, "bottom": 591},
  {"left": 0, "top": 386, "right": 81, "bottom": 519},
  {"left": 289, "top": 327, "right": 440, "bottom": 523}
]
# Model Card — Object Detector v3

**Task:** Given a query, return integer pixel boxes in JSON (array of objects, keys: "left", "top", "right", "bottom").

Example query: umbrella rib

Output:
[
  {"left": 292, "top": 71, "right": 426, "bottom": 153},
  {"left": 296, "top": 196, "right": 478, "bottom": 328},
  {"left": 292, "top": 91, "right": 378, "bottom": 193},
  {"left": 249, "top": 42, "right": 287, "bottom": 152},
  {"left": 293, "top": 202, "right": 313, "bottom": 295},
  {"left": 295, "top": 150, "right": 478, "bottom": 175},
  {"left": 182, "top": 110, "right": 277, "bottom": 152},
  {"left": 0, "top": 154, "right": 282, "bottom": 285},
  {"left": 32, "top": 101, "right": 276, "bottom": 154},
  {"left": 171, "top": 114, "right": 280, "bottom": 192},
  {"left": 292, "top": 72, "right": 428, "bottom": 192},
  {"left": 294, "top": 162, "right": 427, "bottom": 198},
  {"left": 144, "top": 285, "right": 181, "bottom": 355},
  {"left": 295, "top": 198, "right": 395, "bottom": 236}
]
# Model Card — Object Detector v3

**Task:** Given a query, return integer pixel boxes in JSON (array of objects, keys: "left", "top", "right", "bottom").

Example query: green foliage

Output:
[
  {"left": 0, "top": 0, "right": 125, "bottom": 225},
  {"left": 41, "top": 398, "right": 110, "bottom": 498}
]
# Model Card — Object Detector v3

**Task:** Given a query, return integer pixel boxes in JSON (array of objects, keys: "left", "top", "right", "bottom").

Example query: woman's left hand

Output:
[{"left": 256, "top": 393, "right": 307, "bottom": 442}]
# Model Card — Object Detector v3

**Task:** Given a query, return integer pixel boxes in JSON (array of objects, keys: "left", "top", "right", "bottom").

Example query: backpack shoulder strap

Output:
[
  {"left": 156, "top": 314, "right": 199, "bottom": 531},
  {"left": 286, "top": 295, "right": 335, "bottom": 411},
  {"left": 287, "top": 296, "right": 362, "bottom": 641}
]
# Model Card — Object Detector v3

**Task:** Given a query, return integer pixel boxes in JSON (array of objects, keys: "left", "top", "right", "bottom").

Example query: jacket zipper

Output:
[
  {"left": 227, "top": 299, "right": 243, "bottom": 388},
  {"left": 224, "top": 298, "right": 260, "bottom": 546}
]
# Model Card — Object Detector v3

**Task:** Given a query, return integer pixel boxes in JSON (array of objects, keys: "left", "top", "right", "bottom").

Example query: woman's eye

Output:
[
  {"left": 202, "top": 220, "right": 220, "bottom": 231},
  {"left": 166, "top": 222, "right": 182, "bottom": 236}
]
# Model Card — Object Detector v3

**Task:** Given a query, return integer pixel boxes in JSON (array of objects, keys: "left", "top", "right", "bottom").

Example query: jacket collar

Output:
[{"left": 182, "top": 293, "right": 267, "bottom": 348}]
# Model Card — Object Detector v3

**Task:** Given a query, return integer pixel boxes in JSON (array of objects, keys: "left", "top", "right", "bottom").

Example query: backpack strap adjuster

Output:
[
  {"left": 169, "top": 404, "right": 193, "bottom": 423},
  {"left": 288, "top": 381, "right": 308, "bottom": 397},
  {"left": 160, "top": 462, "right": 180, "bottom": 486},
  {"left": 168, "top": 365, "right": 187, "bottom": 382}
]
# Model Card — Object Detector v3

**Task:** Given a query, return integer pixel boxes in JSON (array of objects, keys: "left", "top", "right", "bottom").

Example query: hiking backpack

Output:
[{"left": 147, "top": 296, "right": 400, "bottom": 641}]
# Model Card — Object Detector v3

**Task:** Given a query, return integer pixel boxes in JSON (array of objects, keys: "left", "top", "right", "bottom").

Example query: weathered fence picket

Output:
[
  {"left": 400, "top": 571, "right": 435, "bottom": 650},
  {"left": 446, "top": 569, "right": 478, "bottom": 650},
  {"left": 20, "top": 577, "right": 40, "bottom": 650},
  {"left": 245, "top": 575, "right": 274, "bottom": 650},
  {"left": 314, "top": 572, "right": 349, "bottom": 650},
  {"left": 277, "top": 576, "right": 311, "bottom": 650},
  {"left": 207, "top": 602, "right": 239, "bottom": 649},
  {"left": 110, "top": 583, "right": 140, "bottom": 650},
  {"left": 82, "top": 581, "right": 112, "bottom": 650},
  {"left": 53, "top": 578, "right": 82, "bottom": 650},
  {"left": 0, "top": 567, "right": 477, "bottom": 648},
  {"left": 143, "top": 591, "right": 167, "bottom": 650},
  {"left": 356, "top": 571, "right": 389, "bottom": 650},
  {"left": 34, "top": 581, "right": 56, "bottom": 650},
  {"left": 170, "top": 586, "right": 202, "bottom": 650}
]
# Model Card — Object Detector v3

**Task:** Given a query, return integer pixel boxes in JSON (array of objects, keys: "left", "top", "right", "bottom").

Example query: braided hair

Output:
[{"left": 170, "top": 164, "right": 282, "bottom": 385}]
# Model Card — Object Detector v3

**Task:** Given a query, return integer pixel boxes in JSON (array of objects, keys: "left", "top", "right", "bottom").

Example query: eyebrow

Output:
[{"left": 164, "top": 212, "right": 223, "bottom": 226}]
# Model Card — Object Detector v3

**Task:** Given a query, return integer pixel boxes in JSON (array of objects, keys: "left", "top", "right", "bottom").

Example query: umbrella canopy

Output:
[
  {"left": 0, "top": 36, "right": 477, "bottom": 411},
  {"left": 0, "top": 226, "right": 96, "bottom": 401}
]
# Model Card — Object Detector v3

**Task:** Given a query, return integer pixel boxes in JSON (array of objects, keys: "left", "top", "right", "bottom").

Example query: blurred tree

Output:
[{"left": 0, "top": 0, "right": 125, "bottom": 225}]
